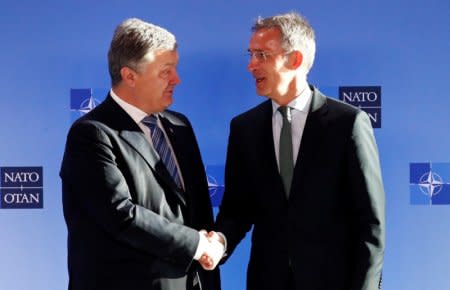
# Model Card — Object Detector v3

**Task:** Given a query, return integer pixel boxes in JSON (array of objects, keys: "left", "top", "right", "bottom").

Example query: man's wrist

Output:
[
  {"left": 216, "top": 232, "right": 228, "bottom": 256},
  {"left": 193, "top": 231, "right": 209, "bottom": 260}
]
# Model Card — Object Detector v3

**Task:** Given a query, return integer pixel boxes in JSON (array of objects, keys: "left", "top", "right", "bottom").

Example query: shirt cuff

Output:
[
  {"left": 217, "top": 232, "right": 228, "bottom": 256},
  {"left": 193, "top": 231, "right": 209, "bottom": 260}
]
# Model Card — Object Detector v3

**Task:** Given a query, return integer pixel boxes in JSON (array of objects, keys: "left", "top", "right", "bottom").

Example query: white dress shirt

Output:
[{"left": 272, "top": 87, "right": 312, "bottom": 170}]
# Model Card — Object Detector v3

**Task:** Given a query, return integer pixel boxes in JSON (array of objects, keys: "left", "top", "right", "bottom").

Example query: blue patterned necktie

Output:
[{"left": 142, "top": 114, "right": 183, "bottom": 190}]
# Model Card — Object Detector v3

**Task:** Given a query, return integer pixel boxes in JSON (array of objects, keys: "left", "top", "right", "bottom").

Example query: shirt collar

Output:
[
  {"left": 110, "top": 89, "right": 149, "bottom": 124},
  {"left": 272, "top": 86, "right": 312, "bottom": 115}
]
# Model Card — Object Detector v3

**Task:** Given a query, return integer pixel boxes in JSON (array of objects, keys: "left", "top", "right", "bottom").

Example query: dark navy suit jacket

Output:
[
  {"left": 216, "top": 86, "right": 384, "bottom": 290},
  {"left": 61, "top": 95, "right": 220, "bottom": 290}
]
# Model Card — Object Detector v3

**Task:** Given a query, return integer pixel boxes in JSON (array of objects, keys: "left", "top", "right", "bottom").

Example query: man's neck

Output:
[
  {"left": 111, "top": 85, "right": 133, "bottom": 104},
  {"left": 272, "top": 80, "right": 309, "bottom": 106}
]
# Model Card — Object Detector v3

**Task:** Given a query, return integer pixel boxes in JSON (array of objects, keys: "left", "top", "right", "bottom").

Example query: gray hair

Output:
[
  {"left": 108, "top": 18, "right": 177, "bottom": 86},
  {"left": 252, "top": 12, "right": 316, "bottom": 73}
]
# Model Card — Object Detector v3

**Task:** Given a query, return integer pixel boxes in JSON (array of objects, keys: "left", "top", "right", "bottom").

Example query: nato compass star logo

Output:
[
  {"left": 410, "top": 162, "right": 450, "bottom": 205},
  {"left": 78, "top": 95, "right": 100, "bottom": 115},
  {"left": 70, "top": 88, "right": 107, "bottom": 122},
  {"left": 418, "top": 171, "right": 443, "bottom": 197},
  {"left": 205, "top": 165, "right": 225, "bottom": 207},
  {"left": 207, "top": 175, "right": 220, "bottom": 196}
]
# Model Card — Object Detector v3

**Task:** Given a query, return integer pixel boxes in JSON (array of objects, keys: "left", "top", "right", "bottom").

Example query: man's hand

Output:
[
  {"left": 206, "top": 231, "right": 225, "bottom": 246},
  {"left": 198, "top": 230, "right": 225, "bottom": 270}
]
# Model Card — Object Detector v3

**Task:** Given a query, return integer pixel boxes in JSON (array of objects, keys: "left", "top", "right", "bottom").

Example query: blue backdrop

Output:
[{"left": 1, "top": 0, "right": 449, "bottom": 289}]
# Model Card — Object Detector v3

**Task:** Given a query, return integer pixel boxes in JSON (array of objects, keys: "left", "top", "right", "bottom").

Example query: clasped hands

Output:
[{"left": 198, "top": 230, "right": 225, "bottom": 270}]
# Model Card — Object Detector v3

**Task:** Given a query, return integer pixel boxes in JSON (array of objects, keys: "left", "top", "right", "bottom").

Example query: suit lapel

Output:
[
  {"left": 158, "top": 114, "right": 184, "bottom": 170},
  {"left": 257, "top": 101, "right": 286, "bottom": 200},
  {"left": 120, "top": 130, "right": 159, "bottom": 170},
  {"left": 121, "top": 128, "right": 187, "bottom": 207},
  {"left": 99, "top": 97, "right": 187, "bottom": 206},
  {"left": 158, "top": 112, "right": 190, "bottom": 205},
  {"left": 290, "top": 87, "right": 328, "bottom": 199}
]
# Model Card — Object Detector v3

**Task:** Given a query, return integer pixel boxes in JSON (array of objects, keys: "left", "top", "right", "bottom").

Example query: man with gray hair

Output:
[
  {"left": 61, "top": 18, "right": 221, "bottom": 290},
  {"left": 209, "top": 12, "right": 385, "bottom": 290}
]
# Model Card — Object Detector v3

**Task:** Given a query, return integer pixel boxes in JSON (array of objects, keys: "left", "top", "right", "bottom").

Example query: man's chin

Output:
[
  {"left": 256, "top": 89, "right": 269, "bottom": 97},
  {"left": 162, "top": 95, "right": 173, "bottom": 107}
]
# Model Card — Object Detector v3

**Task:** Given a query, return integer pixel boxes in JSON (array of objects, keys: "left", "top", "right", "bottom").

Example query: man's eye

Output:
[{"left": 160, "top": 70, "right": 170, "bottom": 78}]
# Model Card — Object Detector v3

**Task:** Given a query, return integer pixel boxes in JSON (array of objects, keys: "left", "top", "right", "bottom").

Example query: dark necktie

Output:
[
  {"left": 142, "top": 114, "right": 183, "bottom": 190},
  {"left": 278, "top": 106, "right": 293, "bottom": 197}
]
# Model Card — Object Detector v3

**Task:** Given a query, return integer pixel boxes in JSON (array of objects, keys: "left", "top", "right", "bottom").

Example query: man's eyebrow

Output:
[{"left": 161, "top": 62, "right": 177, "bottom": 67}]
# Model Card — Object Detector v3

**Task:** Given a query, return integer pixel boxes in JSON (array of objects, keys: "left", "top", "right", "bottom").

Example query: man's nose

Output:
[
  {"left": 172, "top": 70, "right": 181, "bottom": 85},
  {"left": 247, "top": 56, "right": 259, "bottom": 72}
]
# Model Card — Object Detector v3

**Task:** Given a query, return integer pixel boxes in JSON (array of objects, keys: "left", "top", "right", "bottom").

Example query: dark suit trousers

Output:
[{"left": 287, "top": 267, "right": 295, "bottom": 290}]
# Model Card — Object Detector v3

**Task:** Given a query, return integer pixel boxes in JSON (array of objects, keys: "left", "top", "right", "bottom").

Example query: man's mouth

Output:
[
  {"left": 256, "top": 77, "right": 265, "bottom": 84},
  {"left": 165, "top": 86, "right": 175, "bottom": 94}
]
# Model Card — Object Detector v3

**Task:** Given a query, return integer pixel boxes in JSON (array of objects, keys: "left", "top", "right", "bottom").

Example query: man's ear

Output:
[
  {"left": 288, "top": 51, "right": 303, "bottom": 69},
  {"left": 120, "top": 67, "right": 138, "bottom": 87}
]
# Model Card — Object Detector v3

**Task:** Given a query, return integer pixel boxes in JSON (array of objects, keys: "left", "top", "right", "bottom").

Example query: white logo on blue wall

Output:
[
  {"left": 339, "top": 86, "right": 381, "bottom": 128},
  {"left": 410, "top": 162, "right": 450, "bottom": 205},
  {"left": 0, "top": 167, "right": 43, "bottom": 209},
  {"left": 205, "top": 165, "right": 225, "bottom": 207},
  {"left": 418, "top": 171, "right": 443, "bottom": 197},
  {"left": 78, "top": 96, "right": 100, "bottom": 115},
  {"left": 70, "top": 88, "right": 107, "bottom": 122},
  {"left": 207, "top": 175, "right": 220, "bottom": 197}
]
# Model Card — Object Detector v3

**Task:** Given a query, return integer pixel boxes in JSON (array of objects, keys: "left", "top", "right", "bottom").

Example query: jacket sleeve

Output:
[
  {"left": 215, "top": 118, "right": 254, "bottom": 259},
  {"left": 348, "top": 111, "right": 385, "bottom": 290},
  {"left": 60, "top": 120, "right": 199, "bottom": 269}
]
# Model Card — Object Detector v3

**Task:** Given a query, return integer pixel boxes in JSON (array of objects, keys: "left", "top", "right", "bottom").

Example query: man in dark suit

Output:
[
  {"left": 60, "top": 18, "right": 222, "bottom": 290},
  {"left": 208, "top": 12, "right": 385, "bottom": 290}
]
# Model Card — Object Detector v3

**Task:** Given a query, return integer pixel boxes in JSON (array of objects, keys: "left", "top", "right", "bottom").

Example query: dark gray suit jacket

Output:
[
  {"left": 60, "top": 95, "right": 220, "bottom": 290},
  {"left": 216, "top": 86, "right": 384, "bottom": 290}
]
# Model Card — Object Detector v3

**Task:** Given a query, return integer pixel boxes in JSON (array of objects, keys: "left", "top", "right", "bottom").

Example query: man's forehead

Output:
[
  {"left": 143, "top": 49, "right": 179, "bottom": 64},
  {"left": 249, "top": 28, "right": 282, "bottom": 51}
]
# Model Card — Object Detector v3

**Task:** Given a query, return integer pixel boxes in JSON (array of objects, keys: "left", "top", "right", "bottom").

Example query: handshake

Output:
[{"left": 197, "top": 230, "right": 226, "bottom": 270}]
